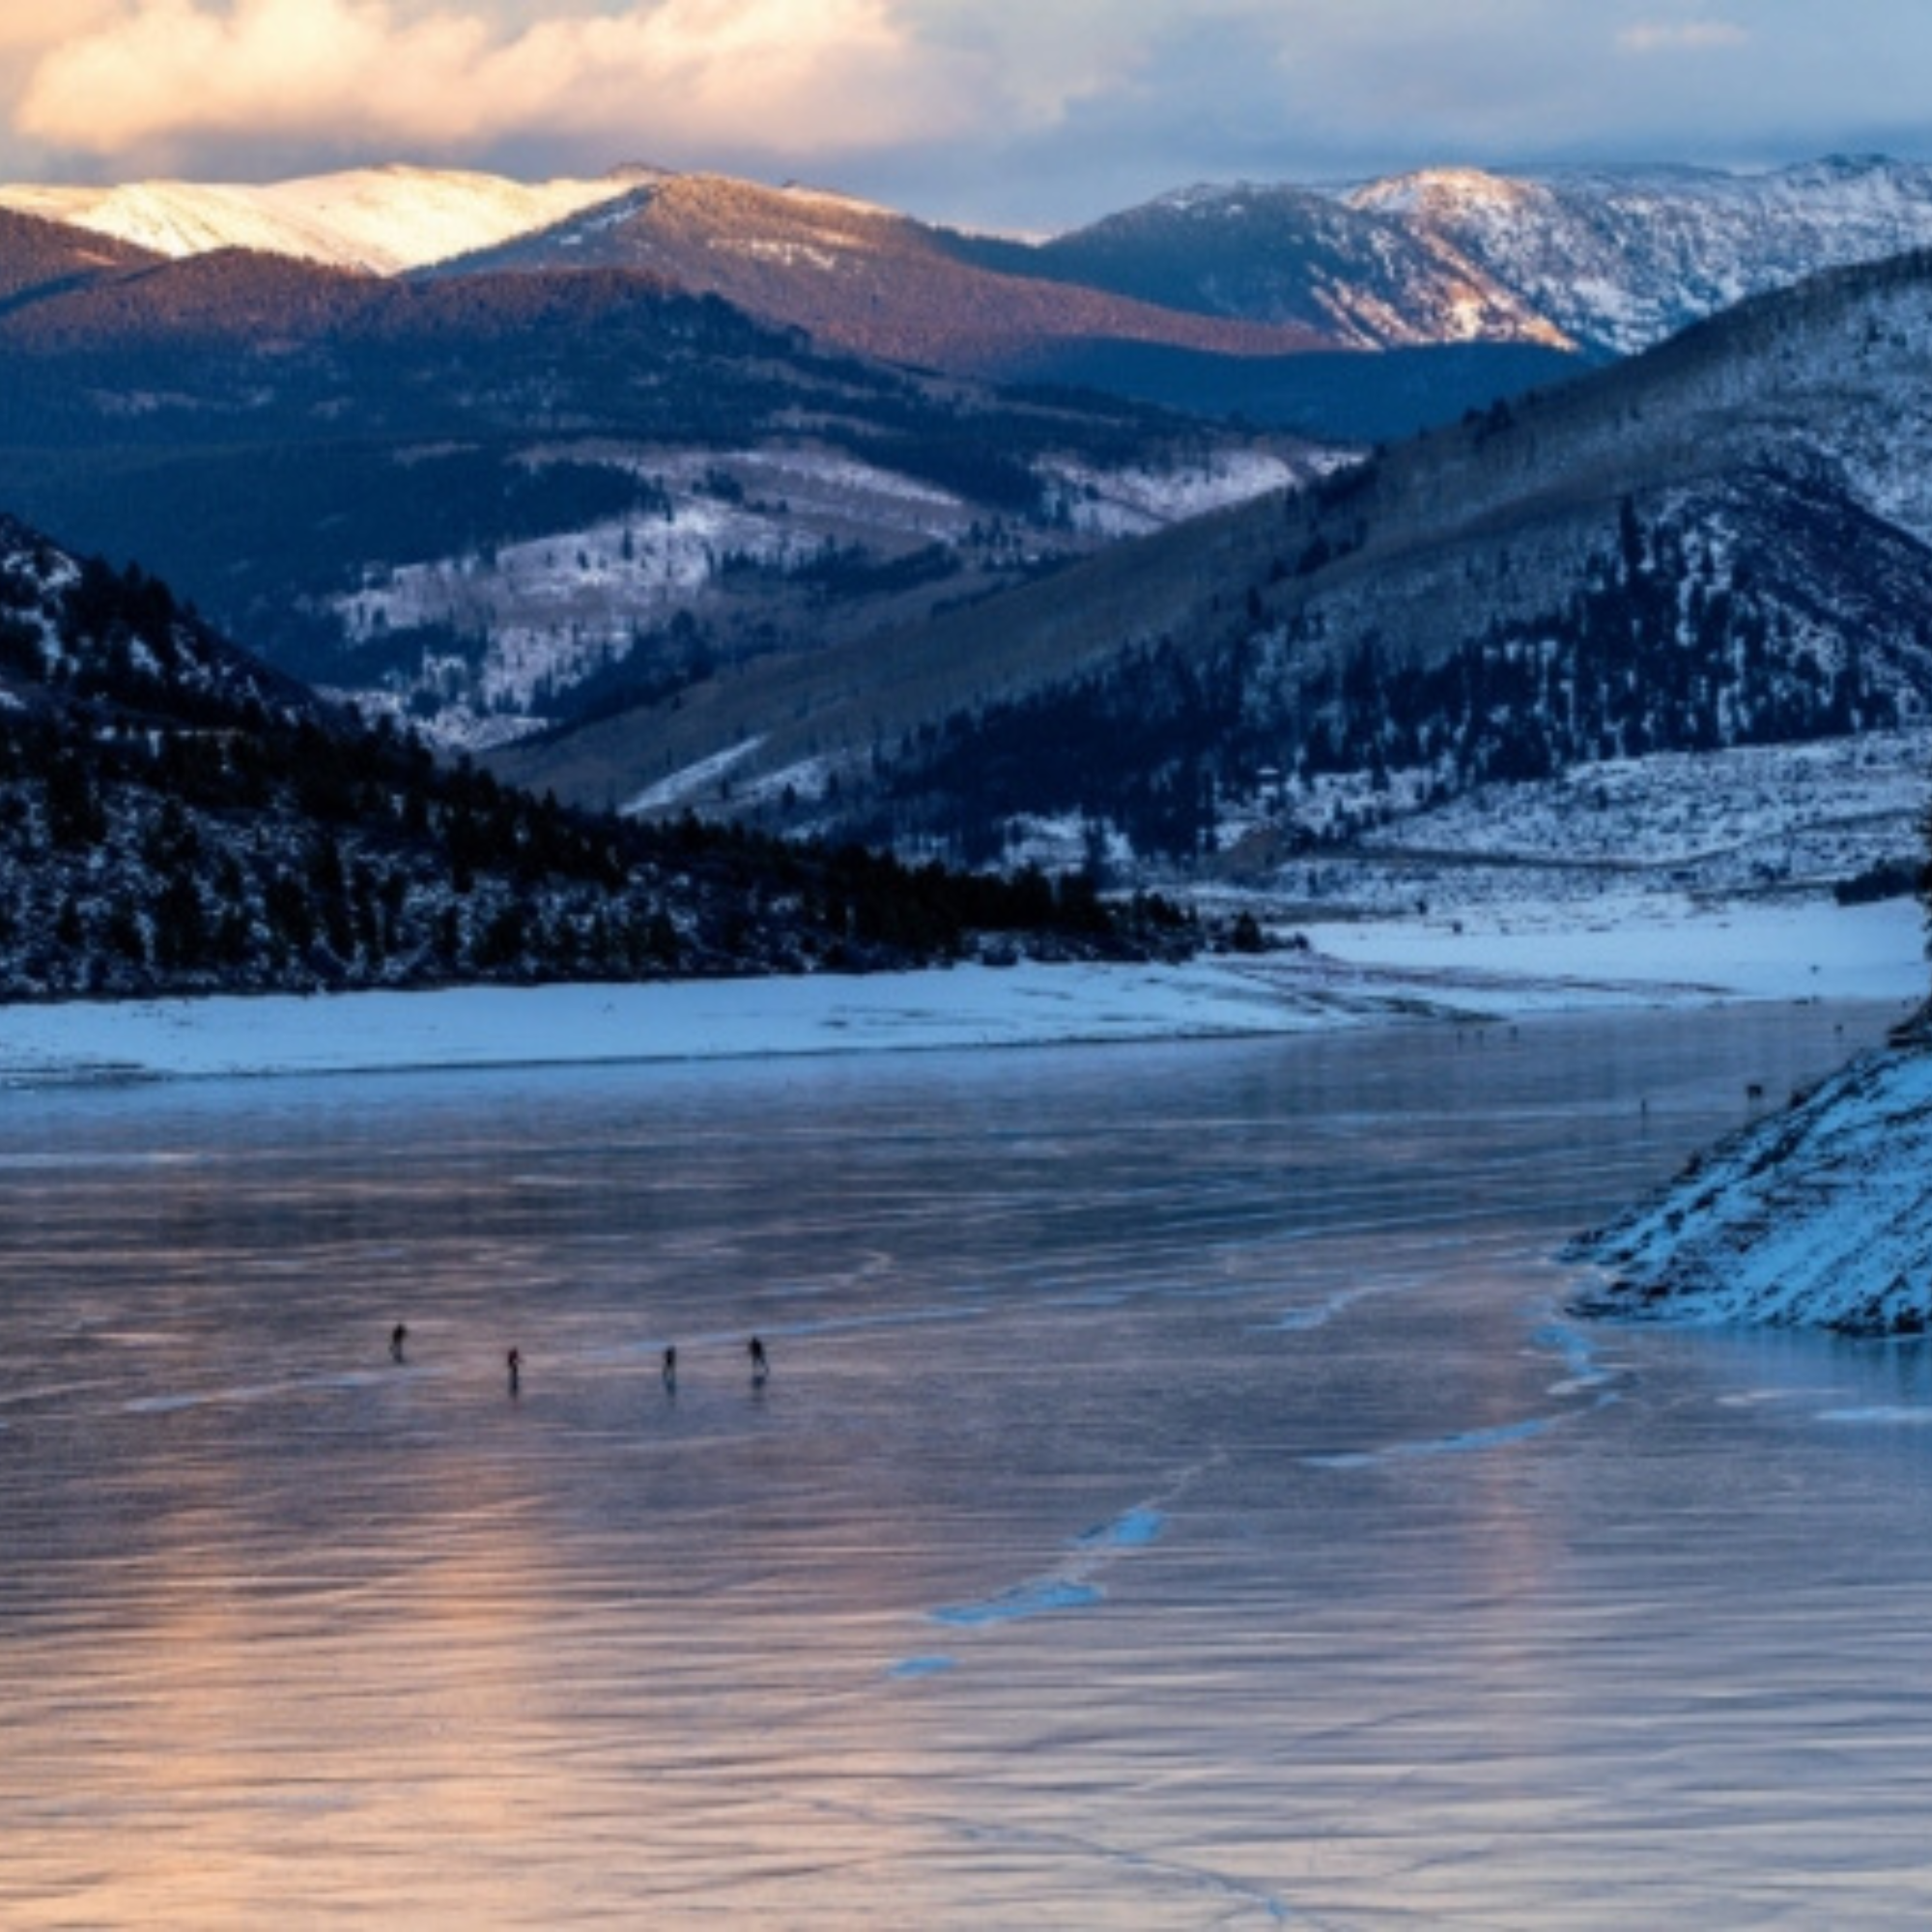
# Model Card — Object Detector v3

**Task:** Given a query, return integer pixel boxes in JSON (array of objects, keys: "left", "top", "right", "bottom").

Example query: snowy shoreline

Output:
[{"left": 0, "top": 892, "right": 1918, "bottom": 1087}]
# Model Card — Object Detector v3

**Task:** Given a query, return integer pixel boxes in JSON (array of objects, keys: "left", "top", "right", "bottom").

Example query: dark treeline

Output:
[
  {"left": 852, "top": 493, "right": 1924, "bottom": 866},
  {"left": 0, "top": 526, "right": 1176, "bottom": 998}
]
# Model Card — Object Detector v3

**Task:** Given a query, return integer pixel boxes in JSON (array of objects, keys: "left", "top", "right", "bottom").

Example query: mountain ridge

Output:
[
  {"left": 13, "top": 150, "right": 1932, "bottom": 869},
  {"left": 0, "top": 228, "right": 1321, "bottom": 760},
  {"left": 14, "top": 153, "right": 1932, "bottom": 377}
]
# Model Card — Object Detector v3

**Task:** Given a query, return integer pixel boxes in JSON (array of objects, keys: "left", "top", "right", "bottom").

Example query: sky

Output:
[{"left": 1, "top": 1, "right": 1928, "bottom": 232}]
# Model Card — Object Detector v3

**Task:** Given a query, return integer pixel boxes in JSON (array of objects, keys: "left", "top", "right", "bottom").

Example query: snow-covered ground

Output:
[
  {"left": 985, "top": 729, "right": 1932, "bottom": 922},
  {"left": 0, "top": 892, "right": 1917, "bottom": 1087},
  {"left": 1299, "top": 890, "right": 1921, "bottom": 1007},
  {"left": 1353, "top": 732, "right": 1932, "bottom": 885},
  {"left": 1210, "top": 728, "right": 1932, "bottom": 913}
]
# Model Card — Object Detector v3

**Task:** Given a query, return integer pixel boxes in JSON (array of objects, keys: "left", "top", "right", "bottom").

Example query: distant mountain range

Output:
[
  {"left": 0, "top": 164, "right": 640, "bottom": 275},
  {"left": 13, "top": 151, "right": 1932, "bottom": 384},
  {"left": 0, "top": 205, "right": 1321, "bottom": 758},
  {"left": 7, "top": 150, "right": 1932, "bottom": 912}
]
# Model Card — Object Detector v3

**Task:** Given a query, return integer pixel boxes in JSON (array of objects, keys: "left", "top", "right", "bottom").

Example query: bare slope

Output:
[{"left": 432, "top": 172, "right": 1334, "bottom": 371}]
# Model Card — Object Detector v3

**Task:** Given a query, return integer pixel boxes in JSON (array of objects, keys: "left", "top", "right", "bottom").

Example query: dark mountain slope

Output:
[
  {"left": 0, "top": 208, "right": 161, "bottom": 311},
  {"left": 493, "top": 248, "right": 1932, "bottom": 867},
  {"left": 0, "top": 247, "right": 1274, "bottom": 736}
]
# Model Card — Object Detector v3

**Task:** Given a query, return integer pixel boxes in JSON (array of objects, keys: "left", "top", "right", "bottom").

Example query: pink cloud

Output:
[{"left": 15, "top": 0, "right": 969, "bottom": 164}]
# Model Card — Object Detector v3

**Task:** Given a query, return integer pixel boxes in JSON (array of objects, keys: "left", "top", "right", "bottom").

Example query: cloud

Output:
[
  {"left": 0, "top": 0, "right": 1926, "bottom": 231},
  {"left": 14, "top": 0, "right": 971, "bottom": 168},
  {"left": 1618, "top": 19, "right": 1750, "bottom": 55}
]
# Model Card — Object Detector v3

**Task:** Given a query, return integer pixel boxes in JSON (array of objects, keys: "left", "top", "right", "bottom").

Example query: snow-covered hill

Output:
[
  {"left": 0, "top": 510, "right": 1167, "bottom": 998},
  {"left": 333, "top": 440, "right": 1311, "bottom": 752},
  {"left": 0, "top": 165, "right": 639, "bottom": 272},
  {"left": 581, "top": 242, "right": 1932, "bottom": 892},
  {"left": 1025, "top": 176, "right": 1569, "bottom": 351}
]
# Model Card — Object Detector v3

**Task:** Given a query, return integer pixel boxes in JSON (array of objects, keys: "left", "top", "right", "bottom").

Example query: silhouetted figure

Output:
[
  {"left": 662, "top": 1345, "right": 678, "bottom": 1392},
  {"left": 507, "top": 1347, "right": 522, "bottom": 1397},
  {"left": 748, "top": 1335, "right": 768, "bottom": 1384},
  {"left": 389, "top": 1322, "right": 409, "bottom": 1364}
]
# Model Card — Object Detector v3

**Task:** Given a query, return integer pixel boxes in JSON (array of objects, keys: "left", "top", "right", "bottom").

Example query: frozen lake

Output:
[{"left": 5, "top": 1000, "right": 1932, "bottom": 1926}]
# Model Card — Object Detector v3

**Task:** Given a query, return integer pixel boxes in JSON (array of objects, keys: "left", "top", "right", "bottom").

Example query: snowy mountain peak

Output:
[
  {"left": 1339, "top": 153, "right": 1932, "bottom": 355},
  {"left": 0, "top": 166, "right": 637, "bottom": 273},
  {"left": 1345, "top": 166, "right": 1548, "bottom": 221}
]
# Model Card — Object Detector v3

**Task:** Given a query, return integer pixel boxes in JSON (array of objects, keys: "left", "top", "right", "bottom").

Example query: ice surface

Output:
[{"left": 7, "top": 1006, "right": 1932, "bottom": 1923}]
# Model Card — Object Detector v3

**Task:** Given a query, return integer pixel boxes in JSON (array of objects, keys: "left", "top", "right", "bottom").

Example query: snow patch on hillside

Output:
[
  {"left": 1041, "top": 449, "right": 1303, "bottom": 536},
  {"left": 327, "top": 440, "right": 1304, "bottom": 749},
  {"left": 1339, "top": 730, "right": 1932, "bottom": 901},
  {"left": 975, "top": 723, "right": 1930, "bottom": 934},
  {"left": 623, "top": 738, "right": 770, "bottom": 815}
]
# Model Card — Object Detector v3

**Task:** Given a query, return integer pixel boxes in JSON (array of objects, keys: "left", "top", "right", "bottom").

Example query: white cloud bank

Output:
[
  {"left": 0, "top": 0, "right": 1925, "bottom": 231},
  {"left": 16, "top": 0, "right": 965, "bottom": 164}
]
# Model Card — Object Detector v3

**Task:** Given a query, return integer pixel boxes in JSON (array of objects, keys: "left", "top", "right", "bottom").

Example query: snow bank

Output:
[
  {"left": 0, "top": 959, "right": 1349, "bottom": 1085},
  {"left": 1570, "top": 1029, "right": 1932, "bottom": 1336},
  {"left": 0, "top": 893, "right": 1918, "bottom": 1088}
]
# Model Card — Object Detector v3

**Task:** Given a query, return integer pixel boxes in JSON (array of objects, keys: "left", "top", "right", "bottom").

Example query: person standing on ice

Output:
[
  {"left": 662, "top": 1345, "right": 677, "bottom": 1392},
  {"left": 389, "top": 1322, "right": 408, "bottom": 1364},
  {"left": 507, "top": 1348, "right": 522, "bottom": 1396},
  {"left": 748, "top": 1336, "right": 768, "bottom": 1384}
]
